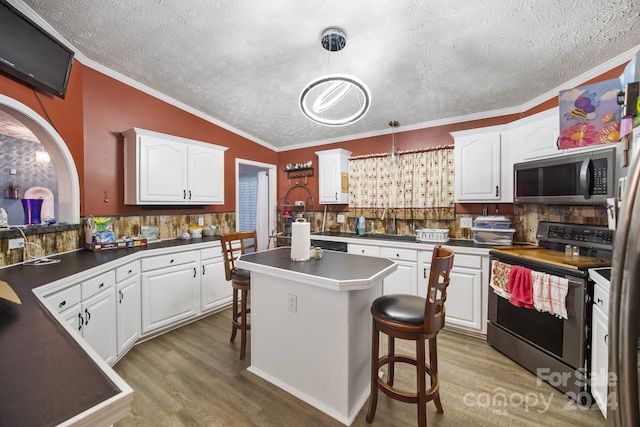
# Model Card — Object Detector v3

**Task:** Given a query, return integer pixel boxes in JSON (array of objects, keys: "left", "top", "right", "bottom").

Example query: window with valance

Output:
[{"left": 348, "top": 145, "right": 455, "bottom": 220}]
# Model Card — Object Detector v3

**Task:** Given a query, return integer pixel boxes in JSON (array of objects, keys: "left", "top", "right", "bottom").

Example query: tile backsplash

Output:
[
  {"left": 0, "top": 213, "right": 236, "bottom": 267},
  {"left": 304, "top": 203, "right": 609, "bottom": 244},
  {"left": 0, "top": 204, "right": 610, "bottom": 267}
]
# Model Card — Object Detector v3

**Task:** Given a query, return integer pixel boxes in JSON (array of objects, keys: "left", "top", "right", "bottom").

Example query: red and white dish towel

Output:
[
  {"left": 507, "top": 266, "right": 535, "bottom": 309},
  {"left": 490, "top": 260, "right": 569, "bottom": 319},
  {"left": 490, "top": 260, "right": 512, "bottom": 298},
  {"left": 531, "top": 271, "right": 569, "bottom": 320}
]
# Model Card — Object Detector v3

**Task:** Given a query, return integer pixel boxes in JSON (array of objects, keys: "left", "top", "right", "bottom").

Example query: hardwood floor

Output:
[{"left": 114, "top": 309, "right": 606, "bottom": 427}]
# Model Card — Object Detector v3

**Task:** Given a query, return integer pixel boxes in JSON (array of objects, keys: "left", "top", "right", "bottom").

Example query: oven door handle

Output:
[{"left": 579, "top": 158, "right": 591, "bottom": 200}]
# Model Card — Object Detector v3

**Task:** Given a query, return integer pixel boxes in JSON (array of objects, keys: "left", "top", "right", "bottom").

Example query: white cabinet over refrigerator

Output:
[
  {"left": 509, "top": 107, "right": 560, "bottom": 162},
  {"left": 123, "top": 127, "right": 228, "bottom": 205}
]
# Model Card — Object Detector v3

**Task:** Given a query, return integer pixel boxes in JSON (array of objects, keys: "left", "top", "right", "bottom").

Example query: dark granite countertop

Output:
[{"left": 0, "top": 236, "right": 220, "bottom": 427}]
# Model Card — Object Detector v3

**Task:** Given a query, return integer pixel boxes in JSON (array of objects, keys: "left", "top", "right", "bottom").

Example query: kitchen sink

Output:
[{"left": 355, "top": 234, "right": 418, "bottom": 242}]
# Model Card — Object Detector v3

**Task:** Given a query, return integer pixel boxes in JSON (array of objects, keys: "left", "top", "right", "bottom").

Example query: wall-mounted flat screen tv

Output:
[{"left": 0, "top": 0, "right": 74, "bottom": 98}]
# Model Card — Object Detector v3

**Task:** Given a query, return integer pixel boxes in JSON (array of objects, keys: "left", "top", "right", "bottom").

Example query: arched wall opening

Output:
[{"left": 0, "top": 94, "right": 80, "bottom": 224}]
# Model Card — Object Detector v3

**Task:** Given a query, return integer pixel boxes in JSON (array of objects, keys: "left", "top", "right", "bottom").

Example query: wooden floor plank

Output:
[{"left": 114, "top": 308, "right": 606, "bottom": 427}]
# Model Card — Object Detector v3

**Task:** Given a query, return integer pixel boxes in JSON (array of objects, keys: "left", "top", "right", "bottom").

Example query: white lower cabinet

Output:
[
  {"left": 591, "top": 279, "right": 610, "bottom": 417},
  {"left": 82, "top": 286, "right": 118, "bottom": 365},
  {"left": 348, "top": 243, "right": 381, "bottom": 257},
  {"left": 39, "top": 241, "right": 230, "bottom": 367},
  {"left": 44, "top": 271, "right": 117, "bottom": 363},
  {"left": 348, "top": 240, "right": 489, "bottom": 334},
  {"left": 116, "top": 260, "right": 141, "bottom": 355},
  {"left": 419, "top": 249, "right": 489, "bottom": 335},
  {"left": 45, "top": 271, "right": 118, "bottom": 364},
  {"left": 141, "top": 251, "right": 200, "bottom": 334},
  {"left": 200, "top": 245, "right": 232, "bottom": 312},
  {"left": 380, "top": 247, "right": 418, "bottom": 295}
]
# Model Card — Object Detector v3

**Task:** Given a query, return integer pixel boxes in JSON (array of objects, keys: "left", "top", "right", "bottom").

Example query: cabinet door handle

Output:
[
  {"left": 604, "top": 334, "right": 609, "bottom": 345},
  {"left": 98, "top": 282, "right": 104, "bottom": 289},
  {"left": 193, "top": 267, "right": 197, "bottom": 278},
  {"left": 597, "top": 298, "right": 603, "bottom": 305},
  {"left": 119, "top": 290, "right": 124, "bottom": 304},
  {"left": 59, "top": 300, "right": 66, "bottom": 308},
  {"left": 84, "top": 308, "right": 91, "bottom": 326},
  {"left": 495, "top": 186, "right": 499, "bottom": 197},
  {"left": 424, "top": 268, "right": 427, "bottom": 279},
  {"left": 202, "top": 265, "right": 205, "bottom": 276},
  {"left": 183, "top": 190, "right": 187, "bottom": 200},
  {"left": 189, "top": 190, "right": 192, "bottom": 200},
  {"left": 78, "top": 312, "right": 84, "bottom": 330},
  {"left": 335, "top": 192, "right": 338, "bottom": 200}
]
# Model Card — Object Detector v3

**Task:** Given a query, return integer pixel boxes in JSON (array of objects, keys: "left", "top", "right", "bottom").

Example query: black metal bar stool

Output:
[
  {"left": 220, "top": 231, "right": 257, "bottom": 360},
  {"left": 366, "top": 245, "right": 454, "bottom": 427}
]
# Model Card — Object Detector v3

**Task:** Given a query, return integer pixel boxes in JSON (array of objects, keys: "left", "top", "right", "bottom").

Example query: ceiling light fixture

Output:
[
  {"left": 36, "top": 150, "right": 50, "bottom": 164},
  {"left": 388, "top": 120, "right": 399, "bottom": 162},
  {"left": 299, "top": 28, "right": 371, "bottom": 127}
]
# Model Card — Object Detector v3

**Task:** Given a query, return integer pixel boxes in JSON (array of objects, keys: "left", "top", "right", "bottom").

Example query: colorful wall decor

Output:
[{"left": 558, "top": 78, "right": 622, "bottom": 149}]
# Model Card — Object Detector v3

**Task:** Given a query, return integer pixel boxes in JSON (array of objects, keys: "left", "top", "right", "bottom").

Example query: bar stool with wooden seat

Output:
[
  {"left": 366, "top": 245, "right": 454, "bottom": 427},
  {"left": 220, "top": 231, "right": 257, "bottom": 360}
]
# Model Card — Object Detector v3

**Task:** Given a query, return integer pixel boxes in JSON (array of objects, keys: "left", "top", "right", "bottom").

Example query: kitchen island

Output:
[{"left": 237, "top": 247, "right": 396, "bottom": 426}]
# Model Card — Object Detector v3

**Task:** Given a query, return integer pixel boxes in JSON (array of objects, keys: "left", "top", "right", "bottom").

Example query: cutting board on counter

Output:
[{"left": 490, "top": 246, "right": 612, "bottom": 270}]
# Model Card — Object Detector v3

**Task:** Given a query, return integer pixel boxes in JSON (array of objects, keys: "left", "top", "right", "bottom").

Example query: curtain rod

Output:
[{"left": 349, "top": 144, "right": 453, "bottom": 160}]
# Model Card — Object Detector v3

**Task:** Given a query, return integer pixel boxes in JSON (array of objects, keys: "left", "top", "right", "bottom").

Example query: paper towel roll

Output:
[{"left": 291, "top": 218, "right": 310, "bottom": 261}]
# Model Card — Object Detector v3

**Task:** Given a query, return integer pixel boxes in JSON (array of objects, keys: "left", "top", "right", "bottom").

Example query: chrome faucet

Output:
[{"left": 380, "top": 207, "right": 396, "bottom": 234}]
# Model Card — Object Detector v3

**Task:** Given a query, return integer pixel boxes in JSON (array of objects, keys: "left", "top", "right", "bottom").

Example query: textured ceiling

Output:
[{"left": 6, "top": 0, "right": 640, "bottom": 150}]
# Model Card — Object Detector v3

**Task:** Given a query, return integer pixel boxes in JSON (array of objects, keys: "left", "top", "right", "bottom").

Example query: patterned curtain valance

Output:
[{"left": 348, "top": 145, "right": 455, "bottom": 220}]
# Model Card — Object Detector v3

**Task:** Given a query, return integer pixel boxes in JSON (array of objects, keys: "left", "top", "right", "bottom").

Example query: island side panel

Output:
[
  {"left": 248, "top": 271, "right": 382, "bottom": 425},
  {"left": 347, "top": 280, "right": 381, "bottom": 418}
]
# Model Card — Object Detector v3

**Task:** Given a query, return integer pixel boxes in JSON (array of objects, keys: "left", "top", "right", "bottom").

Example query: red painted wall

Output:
[
  {"left": 1, "top": 61, "right": 277, "bottom": 216},
  {"left": 0, "top": 59, "right": 85, "bottom": 194},
  {"left": 80, "top": 67, "right": 277, "bottom": 215}
]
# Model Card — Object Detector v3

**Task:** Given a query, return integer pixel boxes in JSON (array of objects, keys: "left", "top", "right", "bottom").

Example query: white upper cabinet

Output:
[
  {"left": 123, "top": 128, "right": 228, "bottom": 205},
  {"left": 187, "top": 143, "right": 226, "bottom": 203},
  {"left": 316, "top": 148, "right": 351, "bottom": 204},
  {"left": 509, "top": 107, "right": 560, "bottom": 163},
  {"left": 452, "top": 125, "right": 512, "bottom": 202}
]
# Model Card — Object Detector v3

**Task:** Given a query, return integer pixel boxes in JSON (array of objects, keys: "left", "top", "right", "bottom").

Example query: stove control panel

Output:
[{"left": 536, "top": 221, "right": 614, "bottom": 250}]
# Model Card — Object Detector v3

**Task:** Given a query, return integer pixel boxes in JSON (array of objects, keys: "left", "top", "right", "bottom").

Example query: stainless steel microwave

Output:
[{"left": 514, "top": 147, "right": 615, "bottom": 205}]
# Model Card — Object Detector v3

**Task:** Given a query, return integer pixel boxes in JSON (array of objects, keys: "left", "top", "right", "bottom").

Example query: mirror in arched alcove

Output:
[
  {"left": 0, "top": 110, "right": 58, "bottom": 225},
  {"left": 0, "top": 94, "right": 79, "bottom": 225}
]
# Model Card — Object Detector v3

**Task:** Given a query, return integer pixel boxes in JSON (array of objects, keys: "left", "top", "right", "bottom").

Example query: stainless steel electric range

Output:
[{"left": 487, "top": 221, "right": 613, "bottom": 404}]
